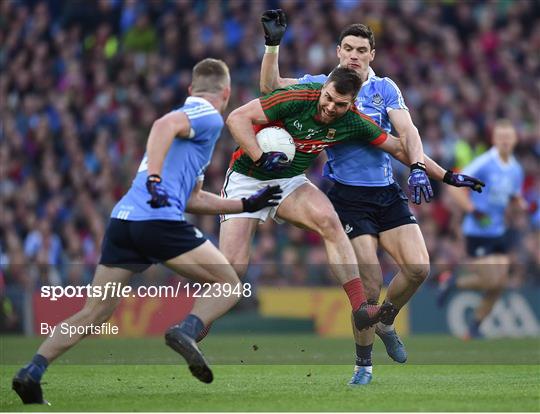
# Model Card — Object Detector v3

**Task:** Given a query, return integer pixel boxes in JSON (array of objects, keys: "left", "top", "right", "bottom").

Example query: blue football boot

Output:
[
  {"left": 348, "top": 366, "right": 372, "bottom": 386},
  {"left": 375, "top": 325, "right": 408, "bottom": 363}
]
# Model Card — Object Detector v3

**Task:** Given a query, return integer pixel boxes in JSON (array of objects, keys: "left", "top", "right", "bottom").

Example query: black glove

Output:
[
  {"left": 255, "top": 151, "right": 290, "bottom": 172},
  {"left": 407, "top": 162, "right": 434, "bottom": 204},
  {"left": 146, "top": 174, "right": 171, "bottom": 208},
  {"left": 443, "top": 170, "right": 485, "bottom": 193},
  {"left": 261, "top": 9, "right": 287, "bottom": 46},
  {"left": 242, "top": 185, "right": 283, "bottom": 213}
]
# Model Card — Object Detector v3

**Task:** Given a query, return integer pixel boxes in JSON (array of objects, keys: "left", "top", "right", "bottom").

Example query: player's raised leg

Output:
[
  {"left": 12, "top": 265, "right": 133, "bottom": 404},
  {"left": 276, "top": 183, "right": 390, "bottom": 330}
]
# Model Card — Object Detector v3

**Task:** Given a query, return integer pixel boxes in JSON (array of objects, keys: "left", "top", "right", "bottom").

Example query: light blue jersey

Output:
[
  {"left": 298, "top": 68, "right": 408, "bottom": 186},
  {"left": 111, "top": 97, "right": 223, "bottom": 221},
  {"left": 462, "top": 148, "right": 524, "bottom": 237}
]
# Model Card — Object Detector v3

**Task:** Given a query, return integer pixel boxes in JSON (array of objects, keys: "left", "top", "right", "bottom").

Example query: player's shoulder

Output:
[
  {"left": 349, "top": 105, "right": 378, "bottom": 122},
  {"left": 370, "top": 75, "right": 403, "bottom": 94},
  {"left": 261, "top": 83, "right": 321, "bottom": 108},
  {"left": 180, "top": 96, "right": 219, "bottom": 118},
  {"left": 283, "top": 82, "right": 323, "bottom": 92}
]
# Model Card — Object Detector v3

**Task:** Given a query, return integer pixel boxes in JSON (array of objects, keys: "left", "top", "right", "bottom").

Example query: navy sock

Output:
[
  {"left": 22, "top": 354, "right": 49, "bottom": 383},
  {"left": 178, "top": 314, "right": 205, "bottom": 340},
  {"left": 355, "top": 344, "right": 373, "bottom": 366}
]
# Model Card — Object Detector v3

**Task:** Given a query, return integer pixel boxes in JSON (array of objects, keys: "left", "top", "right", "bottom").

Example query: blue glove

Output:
[
  {"left": 408, "top": 163, "right": 434, "bottom": 204},
  {"left": 443, "top": 170, "right": 485, "bottom": 193},
  {"left": 146, "top": 174, "right": 171, "bottom": 208},
  {"left": 255, "top": 151, "right": 290, "bottom": 172}
]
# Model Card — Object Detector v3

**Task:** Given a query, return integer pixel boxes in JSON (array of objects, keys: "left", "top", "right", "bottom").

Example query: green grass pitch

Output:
[{"left": 1, "top": 334, "right": 539, "bottom": 411}]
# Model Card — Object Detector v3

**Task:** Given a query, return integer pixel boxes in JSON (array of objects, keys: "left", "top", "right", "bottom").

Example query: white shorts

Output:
[{"left": 220, "top": 170, "right": 310, "bottom": 223}]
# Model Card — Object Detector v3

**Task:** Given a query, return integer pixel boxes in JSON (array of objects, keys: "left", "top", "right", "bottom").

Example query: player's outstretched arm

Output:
[
  {"left": 388, "top": 109, "right": 425, "bottom": 166},
  {"left": 185, "top": 181, "right": 282, "bottom": 214},
  {"left": 260, "top": 9, "right": 299, "bottom": 94},
  {"left": 379, "top": 135, "right": 485, "bottom": 194}
]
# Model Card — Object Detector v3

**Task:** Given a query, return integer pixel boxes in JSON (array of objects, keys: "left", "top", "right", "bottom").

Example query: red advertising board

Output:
[{"left": 33, "top": 292, "right": 194, "bottom": 337}]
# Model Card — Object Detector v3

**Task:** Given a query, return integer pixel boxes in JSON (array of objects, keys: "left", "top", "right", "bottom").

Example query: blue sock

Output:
[
  {"left": 355, "top": 344, "right": 373, "bottom": 366},
  {"left": 178, "top": 314, "right": 204, "bottom": 340},
  {"left": 21, "top": 354, "right": 49, "bottom": 383}
]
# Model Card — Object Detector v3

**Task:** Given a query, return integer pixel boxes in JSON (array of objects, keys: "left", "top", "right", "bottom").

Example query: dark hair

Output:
[
  {"left": 326, "top": 67, "right": 362, "bottom": 98},
  {"left": 191, "top": 58, "right": 230, "bottom": 94},
  {"left": 338, "top": 24, "right": 375, "bottom": 50}
]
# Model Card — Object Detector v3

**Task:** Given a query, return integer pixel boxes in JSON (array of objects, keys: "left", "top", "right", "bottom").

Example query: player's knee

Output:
[
  {"left": 315, "top": 210, "right": 342, "bottom": 240},
  {"left": 222, "top": 252, "right": 249, "bottom": 278},
  {"left": 403, "top": 262, "right": 430, "bottom": 285}
]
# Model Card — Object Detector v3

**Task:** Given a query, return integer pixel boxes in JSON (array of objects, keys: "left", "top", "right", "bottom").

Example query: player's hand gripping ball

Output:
[{"left": 255, "top": 126, "right": 296, "bottom": 172}]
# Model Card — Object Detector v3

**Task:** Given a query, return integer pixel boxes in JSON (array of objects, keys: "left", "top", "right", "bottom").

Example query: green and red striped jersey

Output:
[{"left": 230, "top": 83, "right": 387, "bottom": 180}]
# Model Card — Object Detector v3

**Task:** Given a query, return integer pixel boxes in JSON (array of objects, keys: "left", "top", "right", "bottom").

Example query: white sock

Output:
[
  {"left": 377, "top": 322, "right": 395, "bottom": 332},
  {"left": 355, "top": 365, "right": 373, "bottom": 373}
]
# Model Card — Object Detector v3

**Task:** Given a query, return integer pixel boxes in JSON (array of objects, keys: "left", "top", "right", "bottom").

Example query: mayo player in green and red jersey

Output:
[
  {"left": 229, "top": 81, "right": 387, "bottom": 181},
  {"left": 190, "top": 67, "right": 432, "bottom": 334}
]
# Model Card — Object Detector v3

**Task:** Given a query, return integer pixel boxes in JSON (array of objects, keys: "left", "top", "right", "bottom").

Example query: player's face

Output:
[
  {"left": 317, "top": 83, "right": 355, "bottom": 124},
  {"left": 337, "top": 36, "right": 375, "bottom": 81},
  {"left": 493, "top": 125, "right": 517, "bottom": 157}
]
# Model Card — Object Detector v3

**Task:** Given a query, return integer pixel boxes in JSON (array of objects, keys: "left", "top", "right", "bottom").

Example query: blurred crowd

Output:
[{"left": 1, "top": 0, "right": 539, "bottom": 331}]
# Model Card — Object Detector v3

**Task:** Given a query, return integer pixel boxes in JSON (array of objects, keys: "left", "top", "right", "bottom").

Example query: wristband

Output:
[
  {"left": 265, "top": 45, "right": 279, "bottom": 54},
  {"left": 410, "top": 162, "right": 426, "bottom": 172},
  {"left": 147, "top": 174, "right": 162, "bottom": 183},
  {"left": 443, "top": 170, "right": 453, "bottom": 184}
]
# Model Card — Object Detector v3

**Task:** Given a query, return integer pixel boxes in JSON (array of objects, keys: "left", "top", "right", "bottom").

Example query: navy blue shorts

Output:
[
  {"left": 99, "top": 219, "right": 207, "bottom": 272},
  {"left": 465, "top": 233, "right": 511, "bottom": 258},
  {"left": 326, "top": 182, "right": 417, "bottom": 239}
]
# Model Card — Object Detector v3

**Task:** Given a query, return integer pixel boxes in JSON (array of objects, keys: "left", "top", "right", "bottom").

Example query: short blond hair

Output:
[
  {"left": 191, "top": 58, "right": 230, "bottom": 94},
  {"left": 493, "top": 118, "right": 515, "bottom": 130}
]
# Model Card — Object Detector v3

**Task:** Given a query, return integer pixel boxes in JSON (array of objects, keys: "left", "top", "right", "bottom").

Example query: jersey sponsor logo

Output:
[
  {"left": 295, "top": 142, "right": 328, "bottom": 154},
  {"left": 326, "top": 128, "right": 336, "bottom": 140},
  {"left": 372, "top": 93, "right": 384, "bottom": 107},
  {"left": 293, "top": 120, "right": 303, "bottom": 130},
  {"left": 344, "top": 224, "right": 353, "bottom": 234},
  {"left": 305, "top": 128, "right": 318, "bottom": 140}
]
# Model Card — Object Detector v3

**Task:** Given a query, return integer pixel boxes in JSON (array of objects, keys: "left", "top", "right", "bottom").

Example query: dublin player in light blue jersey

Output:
[
  {"left": 439, "top": 119, "right": 527, "bottom": 339},
  {"left": 12, "top": 59, "right": 282, "bottom": 404},
  {"left": 260, "top": 13, "right": 484, "bottom": 385}
]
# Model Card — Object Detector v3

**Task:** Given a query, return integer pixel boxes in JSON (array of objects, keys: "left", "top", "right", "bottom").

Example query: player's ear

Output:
[
  {"left": 369, "top": 48, "right": 375, "bottom": 62},
  {"left": 222, "top": 86, "right": 232, "bottom": 110},
  {"left": 336, "top": 45, "right": 341, "bottom": 59},
  {"left": 188, "top": 85, "right": 193, "bottom": 95}
]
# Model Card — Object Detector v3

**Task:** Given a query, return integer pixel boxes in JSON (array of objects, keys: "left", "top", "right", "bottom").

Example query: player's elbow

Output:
[
  {"left": 260, "top": 82, "right": 272, "bottom": 95},
  {"left": 226, "top": 108, "right": 242, "bottom": 129}
]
